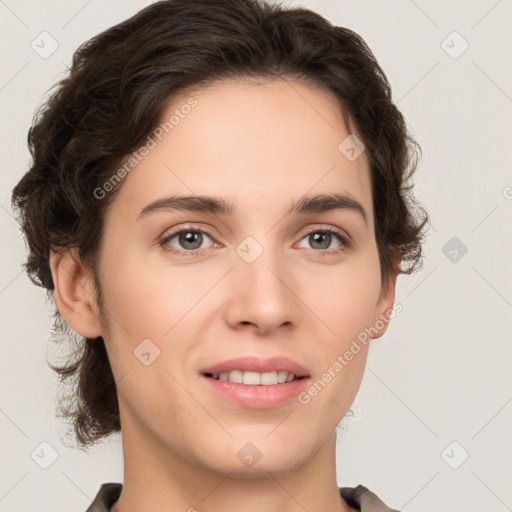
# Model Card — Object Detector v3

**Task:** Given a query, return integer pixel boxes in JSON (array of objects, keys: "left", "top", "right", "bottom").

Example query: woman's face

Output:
[{"left": 93, "top": 79, "right": 396, "bottom": 477}]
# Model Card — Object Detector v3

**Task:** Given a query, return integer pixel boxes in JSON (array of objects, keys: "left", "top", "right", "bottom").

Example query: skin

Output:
[{"left": 50, "top": 79, "right": 399, "bottom": 512}]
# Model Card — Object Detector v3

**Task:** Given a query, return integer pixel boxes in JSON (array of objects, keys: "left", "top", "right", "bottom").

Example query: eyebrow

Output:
[{"left": 137, "top": 192, "right": 367, "bottom": 224}]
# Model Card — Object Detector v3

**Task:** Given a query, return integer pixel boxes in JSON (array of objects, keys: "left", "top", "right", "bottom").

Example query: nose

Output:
[{"left": 223, "top": 239, "right": 297, "bottom": 336}]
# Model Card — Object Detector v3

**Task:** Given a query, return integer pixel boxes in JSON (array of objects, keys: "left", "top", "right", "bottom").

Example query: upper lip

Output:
[{"left": 200, "top": 356, "right": 310, "bottom": 377}]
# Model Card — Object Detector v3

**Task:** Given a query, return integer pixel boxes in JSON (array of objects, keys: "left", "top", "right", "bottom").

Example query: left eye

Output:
[{"left": 297, "top": 230, "right": 345, "bottom": 251}]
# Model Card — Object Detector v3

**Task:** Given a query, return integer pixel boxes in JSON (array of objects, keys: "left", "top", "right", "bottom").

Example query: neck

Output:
[{"left": 111, "top": 416, "right": 355, "bottom": 512}]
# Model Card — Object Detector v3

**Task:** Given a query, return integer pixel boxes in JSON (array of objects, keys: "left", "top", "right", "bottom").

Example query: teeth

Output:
[
  {"left": 244, "top": 371, "right": 263, "bottom": 385},
  {"left": 277, "top": 371, "right": 288, "bottom": 383},
  {"left": 228, "top": 370, "right": 243, "bottom": 383},
  {"left": 213, "top": 370, "right": 298, "bottom": 385}
]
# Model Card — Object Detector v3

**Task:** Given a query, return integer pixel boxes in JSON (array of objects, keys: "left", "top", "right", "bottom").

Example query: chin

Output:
[
  {"left": 209, "top": 455, "right": 309, "bottom": 480},
  {"left": 195, "top": 436, "right": 315, "bottom": 479}
]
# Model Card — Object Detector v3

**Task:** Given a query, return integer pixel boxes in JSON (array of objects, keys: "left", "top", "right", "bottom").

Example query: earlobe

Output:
[
  {"left": 371, "top": 248, "right": 402, "bottom": 340},
  {"left": 49, "top": 248, "right": 102, "bottom": 339}
]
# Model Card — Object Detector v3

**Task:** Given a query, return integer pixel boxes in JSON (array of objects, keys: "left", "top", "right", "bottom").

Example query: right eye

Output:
[{"left": 160, "top": 227, "right": 217, "bottom": 255}]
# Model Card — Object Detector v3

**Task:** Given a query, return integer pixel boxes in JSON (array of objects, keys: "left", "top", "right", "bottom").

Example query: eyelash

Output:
[{"left": 159, "top": 225, "right": 350, "bottom": 257}]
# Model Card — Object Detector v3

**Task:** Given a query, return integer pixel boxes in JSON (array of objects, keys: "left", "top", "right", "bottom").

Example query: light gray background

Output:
[{"left": 1, "top": 1, "right": 511, "bottom": 511}]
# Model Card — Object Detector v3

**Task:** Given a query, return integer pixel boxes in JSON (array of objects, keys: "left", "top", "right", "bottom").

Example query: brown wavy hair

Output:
[{"left": 11, "top": 0, "right": 428, "bottom": 449}]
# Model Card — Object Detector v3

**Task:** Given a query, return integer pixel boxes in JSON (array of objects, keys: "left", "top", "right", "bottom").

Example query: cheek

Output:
[
  {"left": 99, "top": 250, "right": 217, "bottom": 339},
  {"left": 306, "top": 263, "right": 379, "bottom": 413},
  {"left": 306, "top": 251, "right": 382, "bottom": 346}
]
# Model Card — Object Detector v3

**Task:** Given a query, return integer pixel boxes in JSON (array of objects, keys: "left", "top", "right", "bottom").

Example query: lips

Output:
[
  {"left": 200, "top": 356, "right": 311, "bottom": 408},
  {"left": 199, "top": 355, "right": 310, "bottom": 378}
]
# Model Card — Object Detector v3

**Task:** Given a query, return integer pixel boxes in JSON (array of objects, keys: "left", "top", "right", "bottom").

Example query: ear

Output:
[
  {"left": 370, "top": 247, "right": 402, "bottom": 340},
  {"left": 49, "top": 248, "right": 102, "bottom": 339}
]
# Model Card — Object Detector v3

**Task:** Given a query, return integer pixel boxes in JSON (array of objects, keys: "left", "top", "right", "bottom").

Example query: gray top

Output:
[{"left": 85, "top": 482, "right": 403, "bottom": 511}]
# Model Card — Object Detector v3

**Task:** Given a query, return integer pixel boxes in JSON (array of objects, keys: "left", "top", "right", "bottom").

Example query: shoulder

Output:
[
  {"left": 339, "top": 484, "right": 403, "bottom": 512},
  {"left": 85, "top": 483, "right": 122, "bottom": 512}
]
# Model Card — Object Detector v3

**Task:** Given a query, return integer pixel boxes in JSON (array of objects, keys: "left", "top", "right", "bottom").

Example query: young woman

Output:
[{"left": 11, "top": 1, "right": 427, "bottom": 511}]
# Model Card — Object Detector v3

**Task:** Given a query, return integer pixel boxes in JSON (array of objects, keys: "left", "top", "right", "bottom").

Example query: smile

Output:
[{"left": 205, "top": 370, "right": 303, "bottom": 385}]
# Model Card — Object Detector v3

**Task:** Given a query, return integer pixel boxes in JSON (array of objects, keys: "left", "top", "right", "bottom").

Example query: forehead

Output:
[{"left": 106, "top": 78, "right": 373, "bottom": 226}]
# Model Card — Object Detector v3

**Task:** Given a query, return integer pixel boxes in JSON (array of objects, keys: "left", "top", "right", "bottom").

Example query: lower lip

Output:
[{"left": 201, "top": 374, "right": 310, "bottom": 408}]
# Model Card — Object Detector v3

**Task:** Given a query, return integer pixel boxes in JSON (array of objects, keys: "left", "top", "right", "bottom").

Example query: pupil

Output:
[
  {"left": 311, "top": 232, "right": 330, "bottom": 249},
  {"left": 180, "top": 231, "right": 202, "bottom": 250}
]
